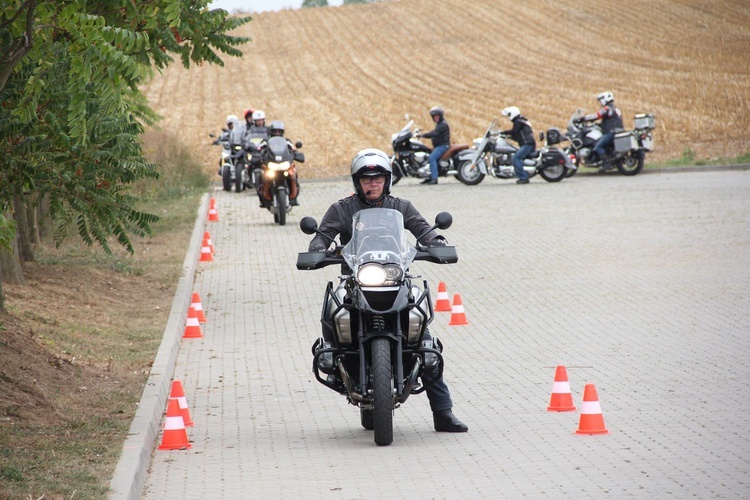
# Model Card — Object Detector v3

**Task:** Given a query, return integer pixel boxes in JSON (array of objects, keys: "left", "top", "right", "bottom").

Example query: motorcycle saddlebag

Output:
[
  {"left": 614, "top": 131, "right": 638, "bottom": 153},
  {"left": 542, "top": 148, "right": 567, "bottom": 167}
]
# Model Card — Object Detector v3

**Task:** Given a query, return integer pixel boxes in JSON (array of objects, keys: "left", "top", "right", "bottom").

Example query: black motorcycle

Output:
[
  {"left": 456, "top": 121, "right": 574, "bottom": 185},
  {"left": 297, "top": 208, "right": 457, "bottom": 446},
  {"left": 564, "top": 109, "right": 655, "bottom": 177},
  {"left": 389, "top": 119, "right": 470, "bottom": 184},
  {"left": 257, "top": 136, "right": 304, "bottom": 226}
]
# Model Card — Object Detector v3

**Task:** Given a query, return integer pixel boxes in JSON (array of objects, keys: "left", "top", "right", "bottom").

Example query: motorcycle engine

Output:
[
  {"left": 493, "top": 153, "right": 512, "bottom": 167},
  {"left": 413, "top": 152, "right": 428, "bottom": 166},
  {"left": 580, "top": 148, "right": 592, "bottom": 160}
]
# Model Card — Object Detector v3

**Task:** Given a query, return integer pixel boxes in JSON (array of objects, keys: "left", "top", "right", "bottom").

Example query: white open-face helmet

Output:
[
  {"left": 226, "top": 114, "right": 238, "bottom": 124},
  {"left": 501, "top": 106, "right": 521, "bottom": 121},
  {"left": 597, "top": 91, "right": 614, "bottom": 106},
  {"left": 350, "top": 148, "right": 393, "bottom": 201},
  {"left": 252, "top": 110, "right": 266, "bottom": 121}
]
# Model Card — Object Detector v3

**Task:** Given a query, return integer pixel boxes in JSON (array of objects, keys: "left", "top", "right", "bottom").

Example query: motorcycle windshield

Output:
[
  {"left": 342, "top": 209, "right": 416, "bottom": 273},
  {"left": 267, "top": 136, "right": 293, "bottom": 162}
]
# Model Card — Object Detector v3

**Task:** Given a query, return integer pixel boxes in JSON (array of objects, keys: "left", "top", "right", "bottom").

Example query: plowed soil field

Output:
[{"left": 141, "top": 0, "right": 750, "bottom": 178}]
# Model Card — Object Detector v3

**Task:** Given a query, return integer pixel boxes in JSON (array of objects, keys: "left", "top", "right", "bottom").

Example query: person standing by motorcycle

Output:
[
  {"left": 500, "top": 106, "right": 536, "bottom": 185},
  {"left": 308, "top": 148, "right": 469, "bottom": 433},
  {"left": 576, "top": 91, "right": 624, "bottom": 171},
  {"left": 417, "top": 106, "right": 450, "bottom": 185}
]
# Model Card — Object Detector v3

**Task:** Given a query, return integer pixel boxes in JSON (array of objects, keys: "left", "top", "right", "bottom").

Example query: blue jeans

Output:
[
  {"left": 594, "top": 132, "right": 614, "bottom": 162},
  {"left": 513, "top": 144, "right": 534, "bottom": 181},
  {"left": 429, "top": 144, "right": 450, "bottom": 180}
]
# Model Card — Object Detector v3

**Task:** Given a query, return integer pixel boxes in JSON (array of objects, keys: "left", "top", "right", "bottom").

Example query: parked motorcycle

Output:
[
  {"left": 564, "top": 109, "right": 655, "bottom": 177},
  {"left": 257, "top": 136, "right": 304, "bottom": 226},
  {"left": 455, "top": 121, "right": 575, "bottom": 185},
  {"left": 389, "top": 119, "right": 469, "bottom": 184},
  {"left": 297, "top": 208, "right": 457, "bottom": 446}
]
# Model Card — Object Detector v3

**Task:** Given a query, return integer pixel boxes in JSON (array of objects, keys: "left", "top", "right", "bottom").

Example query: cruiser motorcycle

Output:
[
  {"left": 564, "top": 109, "right": 655, "bottom": 177},
  {"left": 297, "top": 208, "right": 457, "bottom": 446},
  {"left": 389, "top": 120, "right": 470, "bottom": 184},
  {"left": 455, "top": 122, "right": 575, "bottom": 185},
  {"left": 257, "top": 136, "right": 304, "bottom": 226}
]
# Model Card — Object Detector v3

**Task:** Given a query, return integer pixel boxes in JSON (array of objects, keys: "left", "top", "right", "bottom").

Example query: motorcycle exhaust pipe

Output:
[
  {"left": 398, "top": 355, "right": 422, "bottom": 404},
  {"left": 336, "top": 358, "right": 366, "bottom": 403}
]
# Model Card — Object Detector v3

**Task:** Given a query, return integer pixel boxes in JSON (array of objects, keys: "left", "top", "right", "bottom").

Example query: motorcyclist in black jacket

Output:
[
  {"left": 308, "top": 148, "right": 468, "bottom": 433},
  {"left": 416, "top": 106, "right": 450, "bottom": 185},
  {"left": 576, "top": 91, "right": 624, "bottom": 170},
  {"left": 501, "top": 106, "right": 536, "bottom": 184}
]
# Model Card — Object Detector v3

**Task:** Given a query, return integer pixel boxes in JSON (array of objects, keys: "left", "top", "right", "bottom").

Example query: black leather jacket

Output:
[
  {"left": 309, "top": 195, "right": 446, "bottom": 251},
  {"left": 502, "top": 116, "right": 536, "bottom": 148},
  {"left": 421, "top": 118, "right": 450, "bottom": 148}
]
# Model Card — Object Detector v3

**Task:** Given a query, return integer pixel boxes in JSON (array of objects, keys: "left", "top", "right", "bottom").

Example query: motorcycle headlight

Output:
[
  {"left": 268, "top": 161, "right": 290, "bottom": 171},
  {"left": 357, "top": 264, "right": 403, "bottom": 286}
]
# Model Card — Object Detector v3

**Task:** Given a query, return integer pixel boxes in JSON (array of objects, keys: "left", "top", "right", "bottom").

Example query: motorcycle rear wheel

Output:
[
  {"left": 360, "top": 409, "right": 374, "bottom": 430},
  {"left": 371, "top": 338, "right": 394, "bottom": 446},
  {"left": 617, "top": 150, "right": 645, "bottom": 176},
  {"left": 539, "top": 163, "right": 567, "bottom": 182},
  {"left": 456, "top": 160, "right": 485, "bottom": 186}
]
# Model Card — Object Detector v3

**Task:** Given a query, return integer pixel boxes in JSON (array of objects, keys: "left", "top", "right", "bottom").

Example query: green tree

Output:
[
  {"left": 0, "top": 0, "right": 252, "bottom": 309},
  {"left": 302, "top": 0, "right": 329, "bottom": 7},
  {"left": 343, "top": 0, "right": 374, "bottom": 4}
]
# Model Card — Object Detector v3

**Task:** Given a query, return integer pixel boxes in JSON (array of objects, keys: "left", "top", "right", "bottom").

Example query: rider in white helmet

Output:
[
  {"left": 576, "top": 91, "right": 624, "bottom": 170},
  {"left": 306, "top": 148, "right": 468, "bottom": 434},
  {"left": 501, "top": 106, "right": 536, "bottom": 184}
]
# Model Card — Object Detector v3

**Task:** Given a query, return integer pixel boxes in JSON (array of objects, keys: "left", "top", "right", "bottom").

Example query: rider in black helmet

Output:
[{"left": 417, "top": 107, "right": 451, "bottom": 185}]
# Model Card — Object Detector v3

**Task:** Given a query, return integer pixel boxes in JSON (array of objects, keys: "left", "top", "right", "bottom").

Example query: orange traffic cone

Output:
[
  {"left": 191, "top": 292, "right": 206, "bottom": 323},
  {"left": 448, "top": 294, "right": 469, "bottom": 325},
  {"left": 208, "top": 198, "right": 219, "bottom": 222},
  {"left": 199, "top": 238, "right": 213, "bottom": 262},
  {"left": 203, "top": 231, "right": 215, "bottom": 254},
  {"left": 547, "top": 365, "right": 576, "bottom": 412},
  {"left": 169, "top": 380, "right": 194, "bottom": 427},
  {"left": 435, "top": 282, "right": 452, "bottom": 312},
  {"left": 183, "top": 306, "right": 203, "bottom": 339},
  {"left": 575, "top": 383, "right": 609, "bottom": 434},
  {"left": 157, "top": 398, "right": 192, "bottom": 450}
]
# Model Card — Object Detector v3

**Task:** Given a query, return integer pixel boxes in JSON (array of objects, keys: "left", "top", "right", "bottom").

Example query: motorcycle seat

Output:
[
  {"left": 528, "top": 150, "right": 541, "bottom": 159},
  {"left": 441, "top": 144, "right": 469, "bottom": 159}
]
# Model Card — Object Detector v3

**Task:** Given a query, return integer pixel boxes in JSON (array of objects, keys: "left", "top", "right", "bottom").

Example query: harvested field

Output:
[{"left": 141, "top": 0, "right": 750, "bottom": 177}]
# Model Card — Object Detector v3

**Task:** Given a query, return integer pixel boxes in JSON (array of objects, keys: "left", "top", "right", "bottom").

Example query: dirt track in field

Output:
[{"left": 140, "top": 0, "right": 750, "bottom": 178}]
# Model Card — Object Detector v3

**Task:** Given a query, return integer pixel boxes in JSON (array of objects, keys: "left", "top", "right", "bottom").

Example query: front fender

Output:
[{"left": 457, "top": 150, "right": 488, "bottom": 174}]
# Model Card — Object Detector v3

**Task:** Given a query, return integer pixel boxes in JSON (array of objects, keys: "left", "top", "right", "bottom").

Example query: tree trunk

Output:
[
  {"left": 0, "top": 210, "right": 25, "bottom": 287},
  {"left": 26, "top": 193, "right": 40, "bottom": 246},
  {"left": 13, "top": 195, "right": 33, "bottom": 263}
]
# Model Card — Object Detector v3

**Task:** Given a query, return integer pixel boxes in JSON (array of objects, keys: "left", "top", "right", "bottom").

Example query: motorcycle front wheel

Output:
[
  {"left": 456, "top": 160, "right": 485, "bottom": 186},
  {"left": 391, "top": 159, "right": 404, "bottom": 185},
  {"left": 617, "top": 150, "right": 645, "bottom": 176},
  {"left": 564, "top": 147, "right": 578, "bottom": 178},
  {"left": 371, "top": 337, "right": 394, "bottom": 446},
  {"left": 276, "top": 186, "right": 289, "bottom": 226},
  {"left": 234, "top": 166, "right": 244, "bottom": 192},
  {"left": 360, "top": 409, "right": 374, "bottom": 430},
  {"left": 221, "top": 166, "right": 232, "bottom": 191}
]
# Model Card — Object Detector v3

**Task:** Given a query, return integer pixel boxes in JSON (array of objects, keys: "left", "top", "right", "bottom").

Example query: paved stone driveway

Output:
[{"left": 141, "top": 170, "right": 750, "bottom": 498}]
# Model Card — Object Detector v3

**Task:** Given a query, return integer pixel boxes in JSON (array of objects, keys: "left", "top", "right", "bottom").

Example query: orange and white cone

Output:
[
  {"left": 448, "top": 293, "right": 469, "bottom": 325},
  {"left": 208, "top": 198, "right": 219, "bottom": 222},
  {"left": 435, "top": 282, "right": 452, "bottom": 312},
  {"left": 203, "top": 231, "right": 215, "bottom": 254},
  {"left": 190, "top": 292, "right": 206, "bottom": 323},
  {"left": 157, "top": 398, "right": 192, "bottom": 450},
  {"left": 169, "top": 380, "right": 194, "bottom": 427},
  {"left": 183, "top": 306, "right": 203, "bottom": 339},
  {"left": 199, "top": 238, "right": 213, "bottom": 262},
  {"left": 575, "top": 383, "right": 609, "bottom": 434},
  {"left": 547, "top": 365, "right": 576, "bottom": 412}
]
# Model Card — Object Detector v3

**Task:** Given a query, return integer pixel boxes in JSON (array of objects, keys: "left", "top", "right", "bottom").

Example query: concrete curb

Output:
[{"left": 108, "top": 193, "right": 209, "bottom": 499}]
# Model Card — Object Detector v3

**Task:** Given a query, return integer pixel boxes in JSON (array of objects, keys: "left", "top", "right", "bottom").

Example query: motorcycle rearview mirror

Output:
[
  {"left": 295, "top": 141, "right": 303, "bottom": 149},
  {"left": 209, "top": 133, "right": 216, "bottom": 138},
  {"left": 300, "top": 217, "right": 318, "bottom": 235},
  {"left": 539, "top": 131, "right": 545, "bottom": 141},
  {"left": 415, "top": 212, "right": 453, "bottom": 242},
  {"left": 434, "top": 211, "right": 453, "bottom": 230}
]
